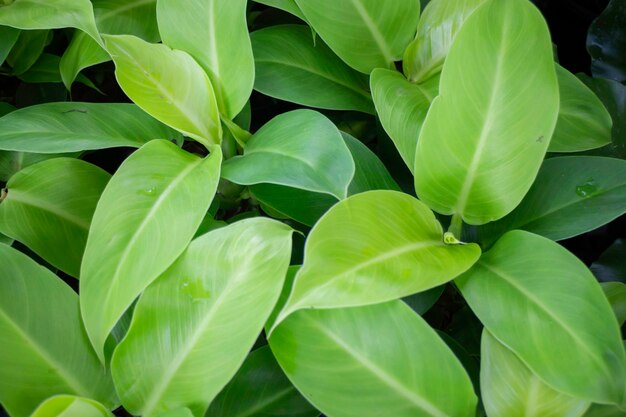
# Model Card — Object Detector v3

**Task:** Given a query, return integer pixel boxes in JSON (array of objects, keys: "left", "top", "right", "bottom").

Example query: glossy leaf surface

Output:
[
  {"left": 0, "top": 102, "right": 181, "bottom": 153},
  {"left": 274, "top": 190, "right": 480, "bottom": 327},
  {"left": 30, "top": 396, "right": 113, "bottom": 417},
  {"left": 294, "top": 0, "right": 421, "bottom": 73},
  {"left": 414, "top": 0, "right": 559, "bottom": 224},
  {"left": 251, "top": 25, "right": 373, "bottom": 113},
  {"left": 222, "top": 110, "right": 354, "bottom": 199},
  {"left": 208, "top": 345, "right": 319, "bottom": 417},
  {"left": 270, "top": 301, "right": 477, "bottom": 417},
  {"left": 481, "top": 330, "right": 590, "bottom": 417},
  {"left": 0, "top": 158, "right": 109, "bottom": 277},
  {"left": 0, "top": 245, "right": 116, "bottom": 417},
  {"left": 80, "top": 140, "right": 222, "bottom": 363},
  {"left": 457, "top": 230, "right": 626, "bottom": 404},
  {"left": 112, "top": 218, "right": 292, "bottom": 417},
  {"left": 403, "top": 0, "right": 485, "bottom": 83},
  {"left": 104, "top": 34, "right": 221, "bottom": 147}
]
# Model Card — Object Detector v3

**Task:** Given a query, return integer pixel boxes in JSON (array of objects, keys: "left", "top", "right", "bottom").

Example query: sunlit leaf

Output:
[{"left": 30, "top": 395, "right": 113, "bottom": 417}]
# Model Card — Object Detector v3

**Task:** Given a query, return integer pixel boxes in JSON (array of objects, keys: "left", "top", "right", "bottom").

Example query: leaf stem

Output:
[{"left": 445, "top": 214, "right": 464, "bottom": 245}]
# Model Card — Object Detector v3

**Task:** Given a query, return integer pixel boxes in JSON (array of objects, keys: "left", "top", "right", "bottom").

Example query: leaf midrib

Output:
[
  {"left": 4, "top": 189, "right": 90, "bottom": 230},
  {"left": 348, "top": 0, "right": 395, "bottom": 65}
]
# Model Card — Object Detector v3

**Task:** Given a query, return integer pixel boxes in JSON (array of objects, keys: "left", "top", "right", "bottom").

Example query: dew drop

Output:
[
  {"left": 181, "top": 277, "right": 211, "bottom": 302},
  {"left": 575, "top": 179, "right": 599, "bottom": 198},
  {"left": 138, "top": 186, "right": 157, "bottom": 196}
]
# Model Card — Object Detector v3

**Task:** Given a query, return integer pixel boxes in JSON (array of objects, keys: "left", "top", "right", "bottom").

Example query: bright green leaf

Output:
[
  {"left": 414, "top": 0, "right": 559, "bottom": 225},
  {"left": 222, "top": 110, "right": 355, "bottom": 199},
  {"left": 103, "top": 34, "right": 221, "bottom": 147},
  {"left": 481, "top": 330, "right": 590, "bottom": 417},
  {"left": 157, "top": 0, "right": 253, "bottom": 118},
  {"left": 251, "top": 25, "right": 374, "bottom": 113},
  {"left": 0, "top": 245, "right": 116, "bottom": 417},
  {"left": 273, "top": 190, "right": 480, "bottom": 330},
  {"left": 457, "top": 230, "right": 626, "bottom": 404},
  {"left": 0, "top": 102, "right": 182, "bottom": 153},
  {"left": 0, "top": 158, "right": 110, "bottom": 277},
  {"left": 30, "top": 395, "right": 113, "bottom": 417},
  {"left": 294, "top": 0, "right": 421, "bottom": 73},
  {"left": 602, "top": 282, "right": 626, "bottom": 326},
  {"left": 269, "top": 301, "right": 477, "bottom": 417},
  {"left": 80, "top": 140, "right": 222, "bottom": 363},
  {"left": 111, "top": 218, "right": 292, "bottom": 417}
]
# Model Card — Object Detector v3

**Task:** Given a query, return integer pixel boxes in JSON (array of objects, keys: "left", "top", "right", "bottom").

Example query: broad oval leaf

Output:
[
  {"left": 481, "top": 330, "right": 590, "bottom": 417},
  {"left": 0, "top": 245, "right": 116, "bottom": 417},
  {"left": 157, "top": 0, "right": 253, "bottom": 118},
  {"left": 207, "top": 346, "right": 319, "bottom": 417},
  {"left": 273, "top": 190, "right": 480, "bottom": 329},
  {"left": 103, "top": 34, "right": 221, "bottom": 147},
  {"left": 251, "top": 25, "right": 374, "bottom": 114},
  {"left": 80, "top": 140, "right": 222, "bottom": 363},
  {"left": 479, "top": 156, "right": 626, "bottom": 243},
  {"left": 414, "top": 0, "right": 559, "bottom": 225},
  {"left": 294, "top": 0, "right": 421, "bottom": 74},
  {"left": 456, "top": 230, "right": 626, "bottom": 404},
  {"left": 269, "top": 301, "right": 478, "bottom": 417},
  {"left": 222, "top": 110, "right": 355, "bottom": 200},
  {"left": 602, "top": 282, "right": 626, "bottom": 326},
  {"left": 403, "top": 0, "right": 485, "bottom": 83},
  {"left": 370, "top": 68, "right": 434, "bottom": 172},
  {"left": 0, "top": 0, "right": 100, "bottom": 44},
  {"left": 30, "top": 396, "right": 113, "bottom": 417},
  {"left": 550, "top": 65, "right": 612, "bottom": 153},
  {"left": 111, "top": 218, "right": 292, "bottom": 417},
  {"left": 0, "top": 102, "right": 182, "bottom": 153},
  {"left": 0, "top": 158, "right": 109, "bottom": 277}
]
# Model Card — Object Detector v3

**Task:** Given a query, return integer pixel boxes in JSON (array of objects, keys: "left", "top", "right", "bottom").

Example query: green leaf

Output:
[
  {"left": 587, "top": 0, "right": 626, "bottom": 83},
  {"left": 60, "top": 0, "right": 160, "bottom": 89},
  {"left": 103, "top": 34, "right": 221, "bottom": 147},
  {"left": 0, "top": 25, "right": 20, "bottom": 64},
  {"left": 80, "top": 140, "right": 222, "bottom": 363},
  {"left": 0, "top": 0, "right": 100, "bottom": 44},
  {"left": 6, "top": 29, "right": 49, "bottom": 75},
  {"left": 251, "top": 25, "right": 374, "bottom": 114},
  {"left": 602, "top": 282, "right": 626, "bottom": 326},
  {"left": 478, "top": 156, "right": 626, "bottom": 243},
  {"left": 207, "top": 346, "right": 319, "bottom": 417},
  {"left": 403, "top": 0, "right": 485, "bottom": 83},
  {"left": 481, "top": 330, "right": 590, "bottom": 417},
  {"left": 456, "top": 230, "right": 626, "bottom": 404},
  {"left": 222, "top": 110, "right": 355, "bottom": 200},
  {"left": 549, "top": 65, "right": 612, "bottom": 152},
  {"left": 155, "top": 409, "right": 194, "bottom": 417},
  {"left": 370, "top": 68, "right": 434, "bottom": 172},
  {"left": 343, "top": 132, "right": 400, "bottom": 194},
  {"left": 0, "top": 245, "right": 116, "bottom": 417},
  {"left": 30, "top": 395, "right": 113, "bottom": 417},
  {"left": 584, "top": 404, "right": 626, "bottom": 417},
  {"left": 592, "top": 239, "right": 626, "bottom": 284},
  {"left": 18, "top": 53, "right": 98, "bottom": 89},
  {"left": 157, "top": 0, "right": 253, "bottom": 118},
  {"left": 273, "top": 190, "right": 480, "bottom": 330},
  {"left": 0, "top": 158, "right": 110, "bottom": 277},
  {"left": 0, "top": 102, "right": 182, "bottom": 153},
  {"left": 294, "top": 0, "right": 421, "bottom": 73},
  {"left": 269, "top": 300, "right": 478, "bottom": 417},
  {"left": 111, "top": 218, "right": 292, "bottom": 417},
  {"left": 414, "top": 0, "right": 559, "bottom": 225},
  {"left": 254, "top": 0, "right": 307, "bottom": 21}
]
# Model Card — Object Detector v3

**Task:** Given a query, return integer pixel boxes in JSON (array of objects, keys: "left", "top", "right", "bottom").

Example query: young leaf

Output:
[
  {"left": 549, "top": 65, "right": 612, "bottom": 152},
  {"left": 481, "top": 330, "right": 590, "bottom": 417},
  {"left": 111, "top": 218, "right": 292, "bottom": 417},
  {"left": 207, "top": 344, "right": 319, "bottom": 417},
  {"left": 370, "top": 68, "right": 435, "bottom": 172},
  {"left": 403, "top": 0, "right": 485, "bottom": 83},
  {"left": 0, "top": 0, "right": 100, "bottom": 43},
  {"left": 478, "top": 156, "right": 626, "bottom": 243},
  {"left": 414, "top": 0, "right": 559, "bottom": 225},
  {"left": 251, "top": 25, "right": 374, "bottom": 114},
  {"left": 273, "top": 190, "right": 480, "bottom": 329},
  {"left": 269, "top": 301, "right": 478, "bottom": 417},
  {"left": 294, "top": 0, "right": 421, "bottom": 73},
  {"left": 0, "top": 245, "right": 116, "bottom": 417},
  {"left": 457, "top": 230, "right": 626, "bottom": 405},
  {"left": 254, "top": 0, "right": 307, "bottom": 21},
  {"left": 80, "top": 140, "right": 222, "bottom": 363},
  {"left": 30, "top": 396, "right": 113, "bottom": 417},
  {"left": 222, "top": 110, "right": 355, "bottom": 200},
  {"left": 0, "top": 158, "right": 110, "bottom": 277},
  {"left": 103, "top": 34, "right": 221, "bottom": 147},
  {"left": 0, "top": 26, "right": 19, "bottom": 64},
  {"left": 0, "top": 102, "right": 182, "bottom": 153},
  {"left": 602, "top": 282, "right": 626, "bottom": 326},
  {"left": 157, "top": 0, "right": 253, "bottom": 118}
]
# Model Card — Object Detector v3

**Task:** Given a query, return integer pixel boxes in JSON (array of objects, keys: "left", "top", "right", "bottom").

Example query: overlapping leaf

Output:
[{"left": 30, "top": 396, "right": 113, "bottom": 417}]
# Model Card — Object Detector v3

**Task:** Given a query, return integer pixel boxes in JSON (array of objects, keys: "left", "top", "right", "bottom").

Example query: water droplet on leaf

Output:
[{"left": 575, "top": 179, "right": 599, "bottom": 198}]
